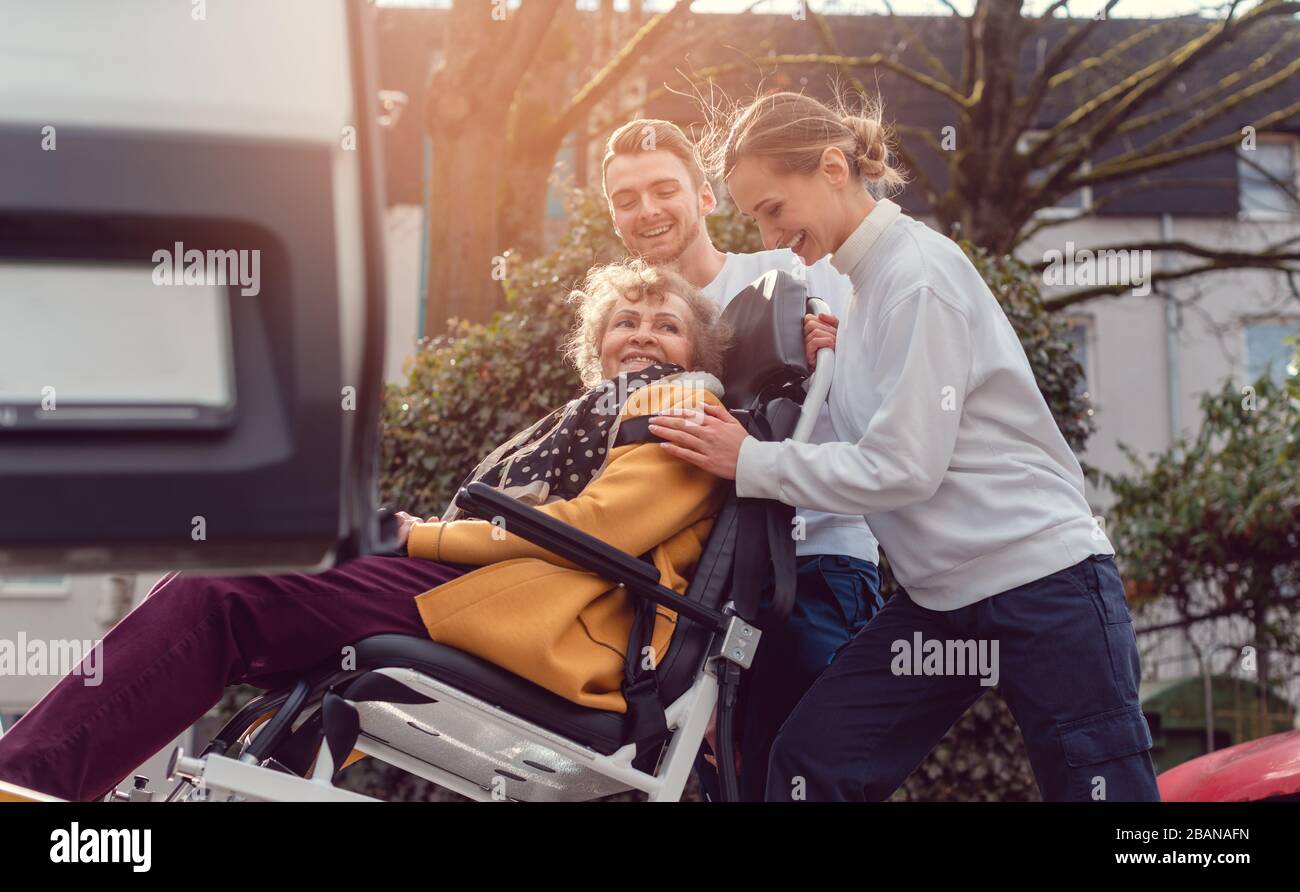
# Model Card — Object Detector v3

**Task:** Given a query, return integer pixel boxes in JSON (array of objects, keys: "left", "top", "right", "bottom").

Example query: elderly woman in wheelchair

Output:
[{"left": 0, "top": 257, "right": 832, "bottom": 806}]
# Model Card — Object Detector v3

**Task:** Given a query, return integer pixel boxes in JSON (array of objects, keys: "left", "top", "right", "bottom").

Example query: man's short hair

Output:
[{"left": 602, "top": 118, "right": 707, "bottom": 196}]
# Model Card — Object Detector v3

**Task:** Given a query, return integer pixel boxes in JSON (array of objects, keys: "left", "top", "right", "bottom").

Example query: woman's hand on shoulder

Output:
[{"left": 647, "top": 400, "right": 749, "bottom": 481}]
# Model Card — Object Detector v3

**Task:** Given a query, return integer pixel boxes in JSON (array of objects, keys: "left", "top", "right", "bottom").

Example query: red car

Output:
[{"left": 1159, "top": 728, "right": 1300, "bottom": 802}]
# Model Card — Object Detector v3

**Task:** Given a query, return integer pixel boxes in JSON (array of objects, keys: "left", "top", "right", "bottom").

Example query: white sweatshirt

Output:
[
  {"left": 702, "top": 249, "right": 880, "bottom": 566},
  {"left": 735, "top": 199, "right": 1113, "bottom": 610}
]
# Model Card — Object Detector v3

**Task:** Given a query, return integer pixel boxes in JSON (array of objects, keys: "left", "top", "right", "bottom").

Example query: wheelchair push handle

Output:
[{"left": 792, "top": 296, "right": 836, "bottom": 444}]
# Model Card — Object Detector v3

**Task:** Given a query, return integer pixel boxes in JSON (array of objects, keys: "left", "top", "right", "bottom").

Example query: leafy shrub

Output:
[{"left": 1106, "top": 367, "right": 1300, "bottom": 662}]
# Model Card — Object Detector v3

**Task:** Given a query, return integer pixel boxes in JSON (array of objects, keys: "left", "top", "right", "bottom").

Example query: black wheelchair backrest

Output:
[{"left": 717, "top": 270, "right": 811, "bottom": 411}]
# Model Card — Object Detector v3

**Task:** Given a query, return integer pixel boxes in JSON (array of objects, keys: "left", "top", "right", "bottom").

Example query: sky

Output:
[{"left": 377, "top": 0, "right": 1234, "bottom": 18}]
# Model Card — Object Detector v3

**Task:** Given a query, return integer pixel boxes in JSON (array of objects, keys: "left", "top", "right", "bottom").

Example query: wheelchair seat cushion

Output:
[{"left": 351, "top": 634, "right": 629, "bottom": 755}]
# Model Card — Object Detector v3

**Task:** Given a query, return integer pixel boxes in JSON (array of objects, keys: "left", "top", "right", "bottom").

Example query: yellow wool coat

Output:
[{"left": 404, "top": 378, "right": 727, "bottom": 713}]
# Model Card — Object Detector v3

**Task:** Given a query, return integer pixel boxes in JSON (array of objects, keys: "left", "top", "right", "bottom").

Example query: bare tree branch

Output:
[
  {"left": 1038, "top": 0, "right": 1077, "bottom": 20},
  {"left": 680, "top": 52, "right": 973, "bottom": 107},
  {"left": 1073, "top": 97, "right": 1300, "bottom": 187},
  {"left": 1046, "top": 20, "right": 1167, "bottom": 93},
  {"left": 1025, "top": 2, "right": 1300, "bottom": 209},
  {"left": 1041, "top": 233, "right": 1300, "bottom": 309},
  {"left": 492, "top": 0, "right": 568, "bottom": 97},
  {"left": 807, "top": 7, "right": 872, "bottom": 96},
  {"left": 1046, "top": 263, "right": 1281, "bottom": 308},
  {"left": 1031, "top": 234, "right": 1300, "bottom": 272},
  {"left": 1095, "top": 55, "right": 1300, "bottom": 172},
  {"left": 878, "top": 0, "right": 958, "bottom": 86},
  {"left": 1005, "top": 22, "right": 1106, "bottom": 173},
  {"left": 1025, "top": 0, "right": 1286, "bottom": 171},
  {"left": 541, "top": 0, "right": 692, "bottom": 147},
  {"left": 1015, "top": 0, "right": 1124, "bottom": 143},
  {"left": 968, "top": 0, "right": 988, "bottom": 108},
  {"left": 1137, "top": 593, "right": 1300, "bottom": 635},
  {"left": 957, "top": 0, "right": 977, "bottom": 95},
  {"left": 1113, "top": 28, "right": 1300, "bottom": 137}
]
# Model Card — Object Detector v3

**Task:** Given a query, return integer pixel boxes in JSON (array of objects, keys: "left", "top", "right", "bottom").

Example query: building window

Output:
[
  {"left": 1245, "top": 321, "right": 1300, "bottom": 387},
  {"left": 1238, "top": 134, "right": 1299, "bottom": 219},
  {"left": 1063, "top": 315, "right": 1095, "bottom": 403},
  {"left": 1018, "top": 131, "right": 1092, "bottom": 218},
  {"left": 0, "top": 575, "right": 70, "bottom": 598}
]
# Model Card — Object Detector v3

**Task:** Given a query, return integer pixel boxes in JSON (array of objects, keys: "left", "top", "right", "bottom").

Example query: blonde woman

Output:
[
  {"left": 648, "top": 92, "right": 1160, "bottom": 802},
  {"left": 0, "top": 260, "right": 734, "bottom": 802}
]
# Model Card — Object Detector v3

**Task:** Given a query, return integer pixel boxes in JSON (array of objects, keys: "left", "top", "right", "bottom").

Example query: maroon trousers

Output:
[{"left": 0, "top": 554, "right": 465, "bottom": 802}]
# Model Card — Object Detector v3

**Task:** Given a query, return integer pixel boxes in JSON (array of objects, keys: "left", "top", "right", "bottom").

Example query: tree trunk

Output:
[
  {"left": 953, "top": 0, "right": 1028, "bottom": 254},
  {"left": 500, "top": 1, "right": 584, "bottom": 258},
  {"left": 425, "top": 86, "right": 512, "bottom": 333},
  {"left": 501, "top": 148, "right": 557, "bottom": 261},
  {"left": 1253, "top": 588, "right": 1270, "bottom": 736},
  {"left": 421, "top": 0, "right": 564, "bottom": 334}
]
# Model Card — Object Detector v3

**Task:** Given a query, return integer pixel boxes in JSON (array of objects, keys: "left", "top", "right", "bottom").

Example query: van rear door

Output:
[{"left": 0, "top": 0, "right": 391, "bottom": 575}]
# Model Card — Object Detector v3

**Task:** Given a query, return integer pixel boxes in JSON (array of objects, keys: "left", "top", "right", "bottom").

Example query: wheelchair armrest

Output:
[{"left": 455, "top": 482, "right": 729, "bottom": 632}]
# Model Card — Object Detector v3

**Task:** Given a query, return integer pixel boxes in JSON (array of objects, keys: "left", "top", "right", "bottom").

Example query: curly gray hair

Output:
[{"left": 563, "top": 259, "right": 732, "bottom": 388}]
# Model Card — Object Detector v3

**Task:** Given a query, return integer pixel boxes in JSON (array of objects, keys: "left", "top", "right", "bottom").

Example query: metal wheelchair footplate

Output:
[
  {"left": 165, "top": 746, "right": 379, "bottom": 803},
  {"left": 343, "top": 667, "right": 641, "bottom": 802},
  {"left": 717, "top": 615, "right": 761, "bottom": 669}
]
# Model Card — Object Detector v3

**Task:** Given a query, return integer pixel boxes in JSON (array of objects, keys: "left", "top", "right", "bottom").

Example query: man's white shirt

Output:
[{"left": 701, "top": 249, "right": 880, "bottom": 565}]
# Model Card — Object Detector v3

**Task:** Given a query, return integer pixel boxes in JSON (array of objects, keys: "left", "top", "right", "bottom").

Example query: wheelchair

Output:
[{"left": 128, "top": 270, "right": 835, "bottom": 803}]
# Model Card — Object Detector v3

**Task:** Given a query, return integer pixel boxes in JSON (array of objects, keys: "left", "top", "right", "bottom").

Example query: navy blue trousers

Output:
[
  {"left": 696, "top": 554, "right": 883, "bottom": 801},
  {"left": 765, "top": 554, "right": 1161, "bottom": 801}
]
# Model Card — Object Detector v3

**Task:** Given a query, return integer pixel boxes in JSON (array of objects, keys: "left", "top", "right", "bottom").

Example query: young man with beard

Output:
[{"left": 601, "top": 119, "right": 885, "bottom": 800}]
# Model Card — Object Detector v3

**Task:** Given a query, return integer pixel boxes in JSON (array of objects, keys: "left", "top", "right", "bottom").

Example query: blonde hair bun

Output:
[
  {"left": 702, "top": 90, "right": 908, "bottom": 194},
  {"left": 843, "top": 114, "right": 891, "bottom": 182}
]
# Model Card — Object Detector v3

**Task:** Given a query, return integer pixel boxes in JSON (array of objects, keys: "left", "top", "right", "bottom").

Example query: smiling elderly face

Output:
[{"left": 597, "top": 291, "right": 697, "bottom": 380}]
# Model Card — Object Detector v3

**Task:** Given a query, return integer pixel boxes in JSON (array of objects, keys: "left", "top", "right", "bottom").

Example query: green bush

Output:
[{"left": 1106, "top": 366, "right": 1300, "bottom": 663}]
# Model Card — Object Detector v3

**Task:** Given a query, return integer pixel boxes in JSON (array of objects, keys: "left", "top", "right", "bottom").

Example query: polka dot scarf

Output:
[{"left": 441, "top": 362, "right": 689, "bottom": 522}]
